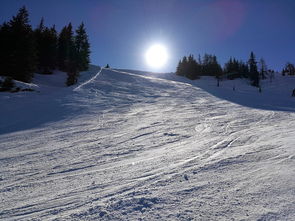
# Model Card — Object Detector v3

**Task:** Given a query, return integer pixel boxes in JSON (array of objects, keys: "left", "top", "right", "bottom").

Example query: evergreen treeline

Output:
[
  {"left": 0, "top": 6, "right": 90, "bottom": 86},
  {"left": 224, "top": 58, "right": 249, "bottom": 79},
  {"left": 0, "top": 7, "right": 36, "bottom": 83},
  {"left": 176, "top": 51, "right": 274, "bottom": 88},
  {"left": 176, "top": 54, "right": 222, "bottom": 80},
  {"left": 282, "top": 63, "right": 295, "bottom": 76}
]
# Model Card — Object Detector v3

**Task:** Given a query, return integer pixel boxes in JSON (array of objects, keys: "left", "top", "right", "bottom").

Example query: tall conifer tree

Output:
[
  {"left": 58, "top": 23, "right": 74, "bottom": 72},
  {"left": 74, "top": 22, "right": 90, "bottom": 71},
  {"left": 248, "top": 52, "right": 259, "bottom": 87},
  {"left": 6, "top": 7, "right": 36, "bottom": 82},
  {"left": 259, "top": 58, "right": 267, "bottom": 80},
  {"left": 0, "top": 22, "right": 11, "bottom": 76}
]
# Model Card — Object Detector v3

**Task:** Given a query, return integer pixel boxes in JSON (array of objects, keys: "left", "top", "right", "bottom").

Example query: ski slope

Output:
[{"left": 0, "top": 67, "right": 295, "bottom": 220}]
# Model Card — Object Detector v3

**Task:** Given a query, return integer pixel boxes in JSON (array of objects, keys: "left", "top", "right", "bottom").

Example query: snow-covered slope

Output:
[
  {"left": 117, "top": 69, "right": 295, "bottom": 112},
  {"left": 0, "top": 67, "right": 294, "bottom": 220}
]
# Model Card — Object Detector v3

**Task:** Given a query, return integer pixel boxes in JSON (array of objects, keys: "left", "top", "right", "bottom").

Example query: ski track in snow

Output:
[
  {"left": 74, "top": 68, "right": 103, "bottom": 92},
  {"left": 0, "top": 68, "right": 295, "bottom": 220}
]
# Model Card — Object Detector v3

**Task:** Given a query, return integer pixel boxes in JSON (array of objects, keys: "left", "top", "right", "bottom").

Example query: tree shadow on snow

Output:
[
  {"left": 0, "top": 90, "right": 77, "bottom": 135},
  {"left": 192, "top": 82, "right": 295, "bottom": 113}
]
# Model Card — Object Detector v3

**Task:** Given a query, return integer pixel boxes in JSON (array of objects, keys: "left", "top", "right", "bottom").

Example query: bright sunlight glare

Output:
[{"left": 145, "top": 44, "right": 168, "bottom": 69}]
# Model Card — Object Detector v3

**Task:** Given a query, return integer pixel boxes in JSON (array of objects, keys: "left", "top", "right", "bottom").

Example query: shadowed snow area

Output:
[{"left": 0, "top": 67, "right": 295, "bottom": 220}]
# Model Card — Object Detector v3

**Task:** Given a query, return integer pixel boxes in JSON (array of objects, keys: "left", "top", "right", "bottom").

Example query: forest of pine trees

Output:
[
  {"left": 176, "top": 51, "right": 279, "bottom": 88},
  {"left": 0, "top": 7, "right": 90, "bottom": 86},
  {"left": 282, "top": 63, "right": 295, "bottom": 76},
  {"left": 176, "top": 54, "right": 222, "bottom": 81}
]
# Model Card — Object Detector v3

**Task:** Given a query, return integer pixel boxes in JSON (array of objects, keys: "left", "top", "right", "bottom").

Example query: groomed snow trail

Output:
[{"left": 1, "top": 69, "right": 295, "bottom": 220}]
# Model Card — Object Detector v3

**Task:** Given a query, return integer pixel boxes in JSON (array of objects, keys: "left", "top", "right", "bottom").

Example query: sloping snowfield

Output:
[{"left": 1, "top": 67, "right": 295, "bottom": 220}]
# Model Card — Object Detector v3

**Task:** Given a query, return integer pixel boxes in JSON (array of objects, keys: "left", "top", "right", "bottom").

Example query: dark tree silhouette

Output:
[
  {"left": 0, "top": 7, "right": 92, "bottom": 87},
  {"left": 176, "top": 56, "right": 188, "bottom": 77},
  {"left": 186, "top": 54, "right": 200, "bottom": 80},
  {"left": 201, "top": 54, "right": 222, "bottom": 78},
  {"left": 259, "top": 58, "right": 267, "bottom": 80},
  {"left": 58, "top": 23, "right": 74, "bottom": 72},
  {"left": 283, "top": 63, "right": 295, "bottom": 75},
  {"left": 35, "top": 19, "right": 58, "bottom": 74},
  {"left": 224, "top": 57, "right": 249, "bottom": 79},
  {"left": 57, "top": 23, "right": 80, "bottom": 86},
  {"left": 1, "top": 7, "right": 37, "bottom": 82},
  {"left": 74, "top": 22, "right": 90, "bottom": 71},
  {"left": 0, "top": 22, "right": 11, "bottom": 76},
  {"left": 177, "top": 54, "right": 222, "bottom": 80},
  {"left": 248, "top": 52, "right": 259, "bottom": 87}
]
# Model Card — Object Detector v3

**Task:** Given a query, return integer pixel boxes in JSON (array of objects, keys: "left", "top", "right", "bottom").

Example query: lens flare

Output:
[{"left": 145, "top": 44, "right": 168, "bottom": 68}]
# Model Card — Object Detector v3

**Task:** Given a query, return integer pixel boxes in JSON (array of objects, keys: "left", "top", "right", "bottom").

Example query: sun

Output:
[{"left": 145, "top": 44, "right": 168, "bottom": 69}]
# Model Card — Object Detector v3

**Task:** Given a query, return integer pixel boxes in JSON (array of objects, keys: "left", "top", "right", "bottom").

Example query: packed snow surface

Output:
[{"left": 0, "top": 67, "right": 295, "bottom": 220}]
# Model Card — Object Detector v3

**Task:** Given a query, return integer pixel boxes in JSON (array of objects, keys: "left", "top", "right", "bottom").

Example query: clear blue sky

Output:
[{"left": 1, "top": 0, "right": 295, "bottom": 72}]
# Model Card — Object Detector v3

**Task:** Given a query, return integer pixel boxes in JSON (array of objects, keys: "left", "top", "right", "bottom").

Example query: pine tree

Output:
[
  {"left": 35, "top": 18, "right": 46, "bottom": 73},
  {"left": 178, "top": 56, "right": 188, "bottom": 76},
  {"left": 224, "top": 57, "right": 234, "bottom": 75},
  {"left": 248, "top": 52, "right": 259, "bottom": 87},
  {"left": 4, "top": 7, "right": 37, "bottom": 82},
  {"left": 0, "top": 22, "right": 11, "bottom": 76},
  {"left": 66, "top": 36, "right": 79, "bottom": 86},
  {"left": 201, "top": 54, "right": 222, "bottom": 77},
  {"left": 202, "top": 54, "right": 210, "bottom": 75},
  {"left": 212, "top": 55, "right": 223, "bottom": 78},
  {"left": 240, "top": 61, "right": 249, "bottom": 78},
  {"left": 34, "top": 19, "right": 58, "bottom": 74},
  {"left": 176, "top": 59, "right": 183, "bottom": 76},
  {"left": 259, "top": 58, "right": 267, "bottom": 79},
  {"left": 58, "top": 23, "right": 74, "bottom": 72},
  {"left": 74, "top": 22, "right": 90, "bottom": 71},
  {"left": 57, "top": 23, "right": 79, "bottom": 85},
  {"left": 57, "top": 26, "right": 67, "bottom": 71},
  {"left": 284, "top": 63, "right": 295, "bottom": 75},
  {"left": 198, "top": 54, "right": 202, "bottom": 65},
  {"left": 210, "top": 55, "right": 222, "bottom": 86},
  {"left": 186, "top": 54, "right": 200, "bottom": 80},
  {"left": 224, "top": 57, "right": 248, "bottom": 79},
  {"left": 47, "top": 25, "right": 58, "bottom": 71}
]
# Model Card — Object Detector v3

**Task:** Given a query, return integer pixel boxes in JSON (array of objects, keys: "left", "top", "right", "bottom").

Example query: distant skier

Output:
[{"left": 105, "top": 64, "right": 110, "bottom": 68}]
